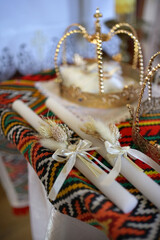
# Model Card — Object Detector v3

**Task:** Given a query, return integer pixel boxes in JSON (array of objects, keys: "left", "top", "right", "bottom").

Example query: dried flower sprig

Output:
[
  {"left": 38, "top": 117, "right": 74, "bottom": 151},
  {"left": 81, "top": 117, "right": 121, "bottom": 145},
  {"left": 39, "top": 117, "right": 73, "bottom": 141}
]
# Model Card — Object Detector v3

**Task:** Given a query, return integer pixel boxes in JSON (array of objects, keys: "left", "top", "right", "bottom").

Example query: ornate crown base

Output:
[
  {"left": 61, "top": 84, "right": 140, "bottom": 108},
  {"left": 60, "top": 63, "right": 140, "bottom": 109},
  {"left": 132, "top": 97, "right": 160, "bottom": 164}
]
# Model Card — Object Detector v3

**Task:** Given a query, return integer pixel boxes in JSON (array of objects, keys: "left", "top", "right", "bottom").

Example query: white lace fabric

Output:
[{"left": 0, "top": 0, "right": 119, "bottom": 81}]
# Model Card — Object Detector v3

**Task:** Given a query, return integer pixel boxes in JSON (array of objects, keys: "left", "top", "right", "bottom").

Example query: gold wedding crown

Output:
[
  {"left": 54, "top": 8, "right": 144, "bottom": 108},
  {"left": 129, "top": 52, "right": 160, "bottom": 164}
]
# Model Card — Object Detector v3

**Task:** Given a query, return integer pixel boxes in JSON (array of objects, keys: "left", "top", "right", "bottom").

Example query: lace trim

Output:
[{"left": 0, "top": 29, "right": 120, "bottom": 81}]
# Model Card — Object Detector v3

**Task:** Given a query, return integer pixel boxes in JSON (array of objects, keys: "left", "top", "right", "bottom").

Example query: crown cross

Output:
[{"left": 94, "top": 8, "right": 103, "bottom": 19}]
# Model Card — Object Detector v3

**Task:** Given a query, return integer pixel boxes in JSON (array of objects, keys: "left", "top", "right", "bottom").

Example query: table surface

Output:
[{"left": 0, "top": 71, "right": 160, "bottom": 240}]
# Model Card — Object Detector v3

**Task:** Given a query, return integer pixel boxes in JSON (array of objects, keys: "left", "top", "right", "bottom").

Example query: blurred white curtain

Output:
[
  {"left": 0, "top": 0, "right": 117, "bottom": 80},
  {"left": 142, "top": 0, "right": 160, "bottom": 66}
]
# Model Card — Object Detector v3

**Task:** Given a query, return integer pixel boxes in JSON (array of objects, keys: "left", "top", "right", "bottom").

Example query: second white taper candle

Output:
[{"left": 46, "top": 97, "right": 160, "bottom": 210}]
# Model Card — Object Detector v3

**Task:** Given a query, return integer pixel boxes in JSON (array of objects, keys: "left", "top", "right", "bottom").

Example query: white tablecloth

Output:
[{"left": 28, "top": 164, "right": 107, "bottom": 240}]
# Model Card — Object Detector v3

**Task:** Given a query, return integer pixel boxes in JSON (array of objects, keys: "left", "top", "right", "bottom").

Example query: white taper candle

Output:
[
  {"left": 12, "top": 100, "right": 48, "bottom": 132},
  {"left": 45, "top": 98, "right": 139, "bottom": 212},
  {"left": 12, "top": 99, "right": 138, "bottom": 213}
]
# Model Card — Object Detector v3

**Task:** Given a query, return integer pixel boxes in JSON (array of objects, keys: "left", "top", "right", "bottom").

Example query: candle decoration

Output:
[
  {"left": 46, "top": 97, "right": 160, "bottom": 209},
  {"left": 81, "top": 117, "right": 160, "bottom": 183},
  {"left": 12, "top": 99, "right": 138, "bottom": 213}
]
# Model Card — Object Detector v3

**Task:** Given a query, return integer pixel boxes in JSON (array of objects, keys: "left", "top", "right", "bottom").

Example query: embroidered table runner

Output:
[{"left": 0, "top": 71, "right": 160, "bottom": 240}]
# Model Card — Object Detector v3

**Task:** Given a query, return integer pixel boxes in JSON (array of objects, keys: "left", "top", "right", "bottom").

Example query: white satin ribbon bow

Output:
[
  {"left": 103, "top": 141, "right": 160, "bottom": 185},
  {"left": 48, "top": 139, "right": 110, "bottom": 201}
]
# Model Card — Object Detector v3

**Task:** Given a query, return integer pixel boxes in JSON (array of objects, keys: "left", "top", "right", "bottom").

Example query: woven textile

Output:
[{"left": 0, "top": 73, "right": 160, "bottom": 240}]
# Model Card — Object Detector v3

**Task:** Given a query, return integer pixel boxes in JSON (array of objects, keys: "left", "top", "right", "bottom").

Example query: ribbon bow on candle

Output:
[
  {"left": 48, "top": 139, "right": 110, "bottom": 201},
  {"left": 81, "top": 118, "right": 160, "bottom": 186},
  {"left": 103, "top": 141, "right": 160, "bottom": 185},
  {"left": 105, "top": 141, "right": 130, "bottom": 156}
]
